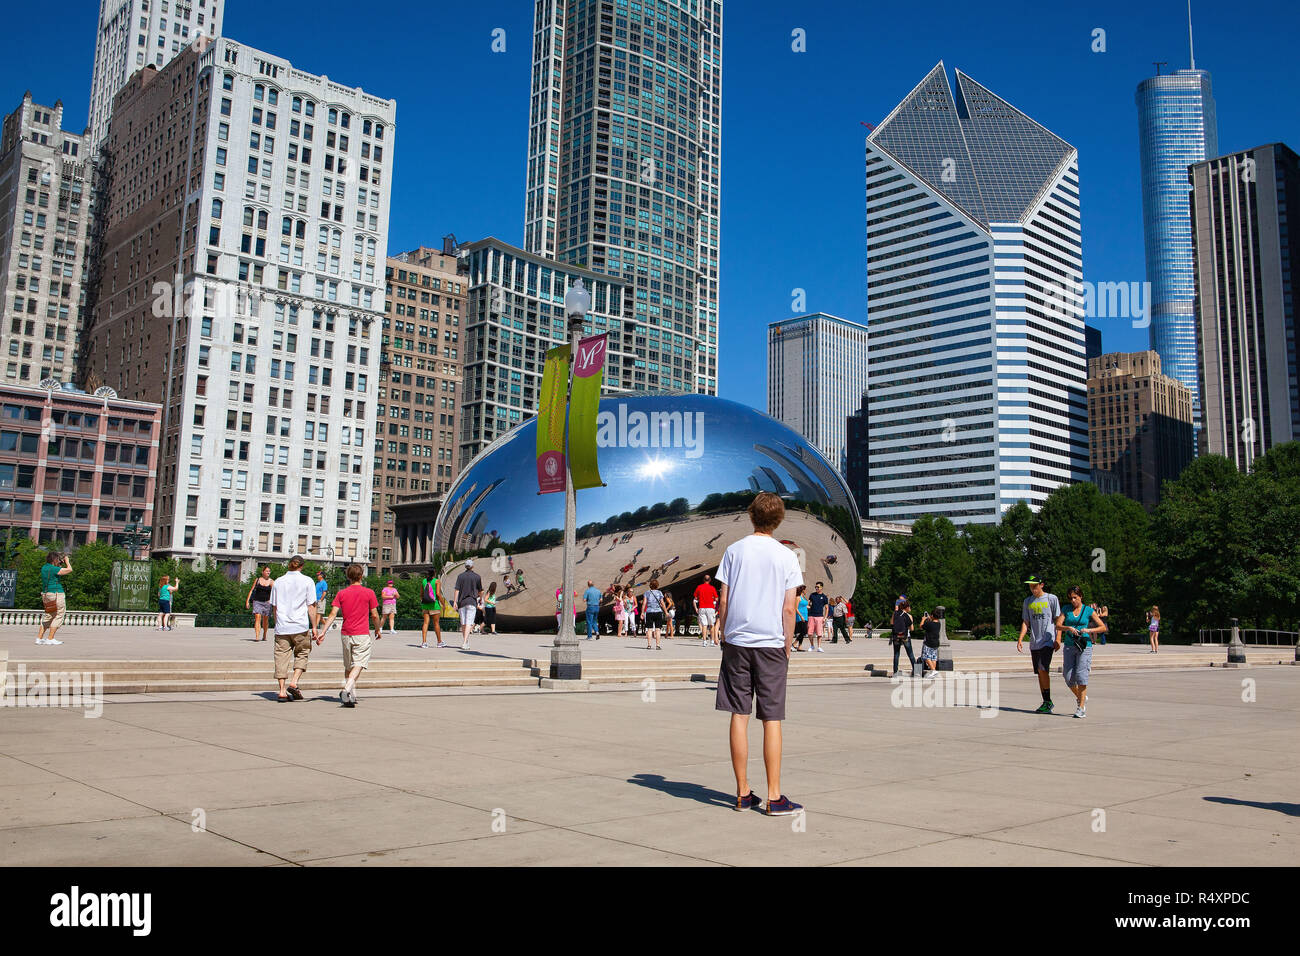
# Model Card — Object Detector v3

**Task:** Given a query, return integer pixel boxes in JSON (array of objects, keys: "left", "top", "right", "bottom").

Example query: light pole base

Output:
[{"left": 539, "top": 677, "right": 590, "bottom": 690}]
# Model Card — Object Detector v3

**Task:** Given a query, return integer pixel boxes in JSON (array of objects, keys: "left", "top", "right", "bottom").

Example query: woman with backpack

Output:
[
  {"left": 890, "top": 600, "right": 917, "bottom": 677},
  {"left": 419, "top": 570, "right": 443, "bottom": 648}
]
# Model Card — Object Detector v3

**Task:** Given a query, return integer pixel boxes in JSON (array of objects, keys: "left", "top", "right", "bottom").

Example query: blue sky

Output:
[{"left": 4, "top": 0, "right": 1298, "bottom": 413}]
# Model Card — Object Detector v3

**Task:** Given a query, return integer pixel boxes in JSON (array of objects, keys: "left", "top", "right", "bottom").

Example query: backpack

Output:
[{"left": 424, "top": 579, "right": 436, "bottom": 602}]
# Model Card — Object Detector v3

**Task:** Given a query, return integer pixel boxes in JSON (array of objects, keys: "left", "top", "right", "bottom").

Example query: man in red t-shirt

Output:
[
  {"left": 694, "top": 574, "right": 720, "bottom": 646},
  {"left": 318, "top": 563, "right": 380, "bottom": 707}
]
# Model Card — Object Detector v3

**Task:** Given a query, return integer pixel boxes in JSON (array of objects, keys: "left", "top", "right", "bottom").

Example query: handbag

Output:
[{"left": 43, "top": 594, "right": 59, "bottom": 616}]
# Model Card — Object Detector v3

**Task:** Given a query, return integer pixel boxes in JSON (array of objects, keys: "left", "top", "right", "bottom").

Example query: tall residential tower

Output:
[
  {"left": 88, "top": 0, "right": 225, "bottom": 152},
  {"left": 864, "top": 63, "right": 1089, "bottom": 524},
  {"left": 1135, "top": 36, "right": 1217, "bottom": 430},
  {"left": 523, "top": 0, "right": 721, "bottom": 395}
]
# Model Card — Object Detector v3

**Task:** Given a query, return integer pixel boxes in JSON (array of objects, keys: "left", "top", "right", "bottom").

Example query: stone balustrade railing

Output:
[{"left": 0, "top": 610, "right": 197, "bottom": 628}]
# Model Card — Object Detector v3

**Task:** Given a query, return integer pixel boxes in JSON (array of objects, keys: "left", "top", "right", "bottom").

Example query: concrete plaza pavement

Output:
[{"left": 1, "top": 662, "right": 1296, "bottom": 866}]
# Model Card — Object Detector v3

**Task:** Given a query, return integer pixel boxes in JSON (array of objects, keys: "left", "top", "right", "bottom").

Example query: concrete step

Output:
[{"left": 95, "top": 676, "right": 541, "bottom": 694}]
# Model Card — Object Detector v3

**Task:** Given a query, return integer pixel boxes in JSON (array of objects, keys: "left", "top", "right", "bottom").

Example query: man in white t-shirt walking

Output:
[
  {"left": 270, "top": 555, "right": 322, "bottom": 702},
  {"left": 714, "top": 492, "right": 803, "bottom": 817}
]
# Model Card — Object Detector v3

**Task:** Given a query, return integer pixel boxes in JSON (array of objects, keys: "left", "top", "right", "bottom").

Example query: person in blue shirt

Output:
[
  {"left": 1058, "top": 585, "right": 1107, "bottom": 718},
  {"left": 583, "top": 580, "right": 603, "bottom": 640},
  {"left": 315, "top": 572, "right": 335, "bottom": 631}
]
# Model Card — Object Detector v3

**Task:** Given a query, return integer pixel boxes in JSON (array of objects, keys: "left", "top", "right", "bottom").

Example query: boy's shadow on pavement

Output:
[
  {"left": 627, "top": 773, "right": 736, "bottom": 809},
  {"left": 1203, "top": 796, "right": 1300, "bottom": 817}
]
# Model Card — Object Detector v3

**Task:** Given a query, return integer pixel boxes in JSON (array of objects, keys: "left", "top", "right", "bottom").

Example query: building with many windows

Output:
[
  {"left": 457, "top": 236, "right": 629, "bottom": 464},
  {"left": 864, "top": 62, "right": 1089, "bottom": 524},
  {"left": 1087, "top": 350, "right": 1194, "bottom": 509},
  {"left": 80, "top": 36, "right": 396, "bottom": 572},
  {"left": 523, "top": 0, "right": 722, "bottom": 395},
  {"left": 0, "top": 381, "right": 159, "bottom": 552},
  {"left": 370, "top": 245, "right": 465, "bottom": 574},
  {"left": 87, "top": 0, "right": 225, "bottom": 152},
  {"left": 1191, "top": 143, "right": 1300, "bottom": 470},
  {"left": 0, "top": 94, "right": 92, "bottom": 387},
  {"left": 1136, "top": 64, "right": 1217, "bottom": 431},
  {"left": 767, "top": 313, "right": 868, "bottom": 476}
]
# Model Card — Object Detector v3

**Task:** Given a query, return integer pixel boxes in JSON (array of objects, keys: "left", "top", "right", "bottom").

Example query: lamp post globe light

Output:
[{"left": 546, "top": 280, "right": 593, "bottom": 686}]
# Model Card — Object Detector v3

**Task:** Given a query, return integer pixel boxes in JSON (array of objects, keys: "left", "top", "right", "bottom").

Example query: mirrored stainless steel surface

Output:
[{"left": 434, "top": 395, "right": 862, "bottom": 631}]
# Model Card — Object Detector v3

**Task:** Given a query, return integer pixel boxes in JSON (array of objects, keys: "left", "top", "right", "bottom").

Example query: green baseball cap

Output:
[{"left": 1023, "top": 575, "right": 1045, "bottom": 585}]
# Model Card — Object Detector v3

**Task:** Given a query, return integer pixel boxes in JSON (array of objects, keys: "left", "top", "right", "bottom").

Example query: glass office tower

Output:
[
  {"left": 1135, "top": 67, "right": 1218, "bottom": 430},
  {"left": 523, "top": 0, "right": 722, "bottom": 396}
]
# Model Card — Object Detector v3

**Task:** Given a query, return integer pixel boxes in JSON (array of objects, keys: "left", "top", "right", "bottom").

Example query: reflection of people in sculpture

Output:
[
  {"left": 705, "top": 533, "right": 724, "bottom": 549},
  {"left": 824, "top": 555, "right": 837, "bottom": 565},
  {"left": 515, "top": 569, "right": 526, "bottom": 590}
]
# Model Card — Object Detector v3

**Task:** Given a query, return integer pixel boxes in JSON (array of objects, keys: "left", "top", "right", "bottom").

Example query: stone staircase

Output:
[{"left": 5, "top": 646, "right": 1280, "bottom": 696}]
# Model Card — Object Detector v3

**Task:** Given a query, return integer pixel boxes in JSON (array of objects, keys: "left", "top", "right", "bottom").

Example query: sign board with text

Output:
[{"left": 109, "top": 560, "right": 152, "bottom": 611}]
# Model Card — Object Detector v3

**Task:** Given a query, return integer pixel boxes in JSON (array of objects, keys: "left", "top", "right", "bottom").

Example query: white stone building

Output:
[{"left": 84, "top": 36, "right": 396, "bottom": 574}]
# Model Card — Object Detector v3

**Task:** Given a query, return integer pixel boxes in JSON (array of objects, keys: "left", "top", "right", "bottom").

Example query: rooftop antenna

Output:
[
  {"left": 1153, "top": 61, "right": 1167, "bottom": 76},
  {"left": 1187, "top": 0, "right": 1196, "bottom": 69}
]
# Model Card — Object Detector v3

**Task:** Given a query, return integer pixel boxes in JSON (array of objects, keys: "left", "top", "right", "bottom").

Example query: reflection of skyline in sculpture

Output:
[{"left": 433, "top": 395, "right": 862, "bottom": 630}]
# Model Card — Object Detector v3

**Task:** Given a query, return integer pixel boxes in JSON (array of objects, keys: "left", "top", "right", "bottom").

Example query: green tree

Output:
[
  {"left": 62, "top": 540, "right": 130, "bottom": 611},
  {"left": 960, "top": 501, "right": 1033, "bottom": 632},
  {"left": 1150, "top": 454, "right": 1248, "bottom": 634},
  {"left": 1026, "top": 482, "right": 1152, "bottom": 633}
]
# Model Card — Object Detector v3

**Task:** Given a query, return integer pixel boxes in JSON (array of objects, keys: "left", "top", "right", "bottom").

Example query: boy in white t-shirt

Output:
[{"left": 714, "top": 492, "right": 803, "bottom": 817}]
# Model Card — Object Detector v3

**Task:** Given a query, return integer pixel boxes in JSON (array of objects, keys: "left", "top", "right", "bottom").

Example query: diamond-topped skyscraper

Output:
[
  {"left": 864, "top": 63, "right": 1088, "bottom": 524},
  {"left": 1135, "top": 26, "right": 1217, "bottom": 433},
  {"left": 523, "top": 0, "right": 721, "bottom": 395}
]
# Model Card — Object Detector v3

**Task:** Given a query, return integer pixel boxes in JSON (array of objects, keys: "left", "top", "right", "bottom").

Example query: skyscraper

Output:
[
  {"left": 864, "top": 62, "right": 1089, "bottom": 524},
  {"left": 1136, "top": 43, "right": 1217, "bottom": 430},
  {"left": 0, "top": 94, "right": 91, "bottom": 386},
  {"left": 87, "top": 0, "right": 225, "bottom": 153},
  {"left": 523, "top": 0, "right": 722, "bottom": 395},
  {"left": 82, "top": 36, "right": 396, "bottom": 569},
  {"left": 457, "top": 236, "right": 629, "bottom": 464},
  {"left": 1191, "top": 144, "right": 1300, "bottom": 470},
  {"left": 370, "top": 245, "right": 467, "bottom": 574},
  {"left": 766, "top": 313, "right": 868, "bottom": 477},
  {"left": 1087, "top": 350, "right": 1194, "bottom": 509}
]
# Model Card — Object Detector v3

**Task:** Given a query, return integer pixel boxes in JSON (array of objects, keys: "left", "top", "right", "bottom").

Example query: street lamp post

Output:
[{"left": 543, "top": 279, "right": 593, "bottom": 687}]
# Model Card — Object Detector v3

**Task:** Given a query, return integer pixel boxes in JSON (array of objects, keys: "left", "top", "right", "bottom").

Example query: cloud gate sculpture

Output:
[{"left": 433, "top": 395, "right": 862, "bottom": 632}]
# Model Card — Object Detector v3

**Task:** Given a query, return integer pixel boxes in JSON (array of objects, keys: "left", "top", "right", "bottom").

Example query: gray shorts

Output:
[
  {"left": 716, "top": 642, "right": 788, "bottom": 721},
  {"left": 251, "top": 600, "right": 272, "bottom": 616},
  {"left": 1063, "top": 645, "right": 1092, "bottom": 686}
]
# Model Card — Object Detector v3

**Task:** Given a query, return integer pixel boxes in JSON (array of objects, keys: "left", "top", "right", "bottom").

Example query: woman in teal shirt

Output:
[
  {"left": 792, "top": 584, "right": 810, "bottom": 651},
  {"left": 37, "top": 551, "right": 72, "bottom": 645},
  {"left": 156, "top": 575, "right": 180, "bottom": 631},
  {"left": 1057, "top": 585, "right": 1107, "bottom": 719}
]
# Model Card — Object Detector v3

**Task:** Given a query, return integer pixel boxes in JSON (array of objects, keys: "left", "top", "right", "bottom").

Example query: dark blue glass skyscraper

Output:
[{"left": 1136, "top": 66, "right": 1217, "bottom": 430}]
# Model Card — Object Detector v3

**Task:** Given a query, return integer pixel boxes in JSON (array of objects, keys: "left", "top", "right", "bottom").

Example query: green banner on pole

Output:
[
  {"left": 536, "top": 343, "right": 571, "bottom": 494},
  {"left": 569, "top": 333, "right": 607, "bottom": 490}
]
